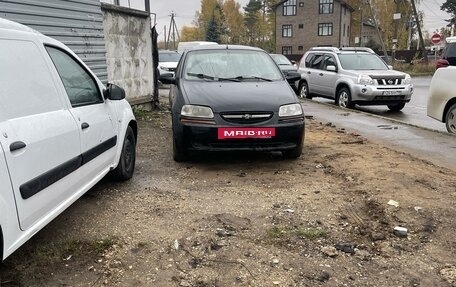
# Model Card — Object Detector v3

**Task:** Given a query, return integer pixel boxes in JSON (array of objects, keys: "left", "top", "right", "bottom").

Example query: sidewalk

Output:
[{"left": 302, "top": 100, "right": 456, "bottom": 171}]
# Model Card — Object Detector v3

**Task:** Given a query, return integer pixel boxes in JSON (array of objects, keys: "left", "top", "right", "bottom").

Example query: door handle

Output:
[
  {"left": 81, "top": 122, "right": 90, "bottom": 130},
  {"left": 307, "top": 71, "right": 311, "bottom": 74},
  {"left": 319, "top": 73, "right": 324, "bottom": 76},
  {"left": 10, "top": 141, "right": 26, "bottom": 152}
]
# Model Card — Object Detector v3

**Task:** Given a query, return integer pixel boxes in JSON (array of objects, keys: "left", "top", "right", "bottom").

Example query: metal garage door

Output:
[{"left": 0, "top": 0, "right": 108, "bottom": 82}]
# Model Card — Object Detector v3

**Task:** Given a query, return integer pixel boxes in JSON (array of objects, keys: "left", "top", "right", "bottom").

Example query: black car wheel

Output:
[
  {"left": 172, "top": 124, "right": 188, "bottom": 162},
  {"left": 298, "top": 81, "right": 312, "bottom": 99},
  {"left": 387, "top": 103, "right": 405, "bottom": 112},
  {"left": 282, "top": 139, "right": 303, "bottom": 159},
  {"left": 112, "top": 126, "right": 136, "bottom": 181},
  {"left": 336, "top": 87, "right": 354, "bottom": 109}
]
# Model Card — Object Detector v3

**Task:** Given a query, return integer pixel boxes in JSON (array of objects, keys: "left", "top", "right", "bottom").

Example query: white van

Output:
[
  {"left": 177, "top": 41, "right": 218, "bottom": 54},
  {"left": 0, "top": 18, "right": 137, "bottom": 260}
]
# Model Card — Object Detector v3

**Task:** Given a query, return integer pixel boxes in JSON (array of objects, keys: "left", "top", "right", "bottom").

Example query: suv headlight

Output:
[
  {"left": 159, "top": 66, "right": 170, "bottom": 71},
  {"left": 358, "top": 75, "right": 375, "bottom": 85},
  {"left": 402, "top": 74, "right": 412, "bottom": 85},
  {"left": 181, "top": 105, "right": 214, "bottom": 118},
  {"left": 279, "top": 103, "right": 303, "bottom": 117}
]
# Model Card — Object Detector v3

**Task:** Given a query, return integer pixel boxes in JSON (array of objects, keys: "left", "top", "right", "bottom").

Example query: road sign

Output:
[{"left": 431, "top": 33, "right": 442, "bottom": 45}]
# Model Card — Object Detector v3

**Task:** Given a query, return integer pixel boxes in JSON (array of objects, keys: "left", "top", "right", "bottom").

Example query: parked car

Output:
[
  {"left": 297, "top": 47, "right": 413, "bottom": 111},
  {"left": 158, "top": 50, "right": 181, "bottom": 84},
  {"left": 168, "top": 45, "right": 304, "bottom": 161},
  {"left": 0, "top": 17, "right": 137, "bottom": 260},
  {"left": 436, "top": 36, "right": 456, "bottom": 69},
  {"left": 427, "top": 66, "right": 456, "bottom": 133},
  {"left": 270, "top": 53, "right": 298, "bottom": 92}
]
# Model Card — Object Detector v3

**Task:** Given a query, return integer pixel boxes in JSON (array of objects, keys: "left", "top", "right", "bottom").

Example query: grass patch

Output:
[
  {"left": 132, "top": 108, "right": 169, "bottom": 126},
  {"left": 394, "top": 62, "right": 436, "bottom": 77},
  {"left": 267, "top": 226, "right": 328, "bottom": 240},
  {"left": 12, "top": 236, "right": 119, "bottom": 267}
]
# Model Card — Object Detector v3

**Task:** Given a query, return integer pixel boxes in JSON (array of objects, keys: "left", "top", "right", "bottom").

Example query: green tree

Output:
[
  {"left": 222, "top": 0, "right": 245, "bottom": 44},
  {"left": 441, "top": 0, "right": 456, "bottom": 30}
]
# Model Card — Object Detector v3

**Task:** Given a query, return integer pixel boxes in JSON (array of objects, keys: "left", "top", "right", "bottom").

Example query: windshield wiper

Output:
[
  {"left": 187, "top": 73, "right": 241, "bottom": 82},
  {"left": 234, "top": 75, "right": 272, "bottom": 82},
  {"left": 187, "top": 72, "right": 216, "bottom": 80}
]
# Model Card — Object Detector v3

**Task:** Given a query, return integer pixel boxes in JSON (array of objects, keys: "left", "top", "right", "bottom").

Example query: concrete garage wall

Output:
[{"left": 101, "top": 3, "right": 154, "bottom": 104}]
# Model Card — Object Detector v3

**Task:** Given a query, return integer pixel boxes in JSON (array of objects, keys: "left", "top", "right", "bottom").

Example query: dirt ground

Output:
[{"left": 1, "top": 103, "right": 456, "bottom": 287}]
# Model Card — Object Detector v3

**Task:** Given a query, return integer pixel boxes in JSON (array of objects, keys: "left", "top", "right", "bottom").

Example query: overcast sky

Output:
[{"left": 113, "top": 0, "right": 451, "bottom": 41}]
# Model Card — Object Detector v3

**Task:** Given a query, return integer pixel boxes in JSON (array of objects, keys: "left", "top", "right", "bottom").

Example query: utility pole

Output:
[
  {"left": 164, "top": 25, "right": 167, "bottom": 49},
  {"left": 359, "top": 0, "right": 364, "bottom": 47},
  {"left": 410, "top": 0, "right": 427, "bottom": 64},
  {"left": 166, "top": 12, "right": 180, "bottom": 51},
  {"left": 392, "top": 0, "right": 401, "bottom": 65},
  {"left": 367, "top": 0, "right": 388, "bottom": 59}
]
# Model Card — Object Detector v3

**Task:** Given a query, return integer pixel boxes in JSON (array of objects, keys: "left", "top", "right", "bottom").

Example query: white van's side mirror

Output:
[{"left": 104, "top": 84, "right": 126, "bottom": 100}]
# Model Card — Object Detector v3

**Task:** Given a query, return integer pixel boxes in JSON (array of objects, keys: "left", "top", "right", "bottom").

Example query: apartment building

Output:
[{"left": 275, "top": 0, "right": 354, "bottom": 56}]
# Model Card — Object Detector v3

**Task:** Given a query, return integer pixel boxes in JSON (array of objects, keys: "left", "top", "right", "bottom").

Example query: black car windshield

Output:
[
  {"left": 271, "top": 54, "right": 292, "bottom": 65},
  {"left": 338, "top": 53, "right": 388, "bottom": 70},
  {"left": 159, "top": 51, "right": 181, "bottom": 62},
  {"left": 183, "top": 50, "right": 283, "bottom": 81}
]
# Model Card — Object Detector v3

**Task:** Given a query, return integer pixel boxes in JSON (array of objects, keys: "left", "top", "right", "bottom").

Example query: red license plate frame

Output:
[{"left": 217, "top": 127, "right": 276, "bottom": 140}]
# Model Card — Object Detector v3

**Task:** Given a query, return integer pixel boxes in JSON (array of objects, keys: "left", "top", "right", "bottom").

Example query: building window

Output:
[
  {"left": 318, "top": 23, "right": 333, "bottom": 36},
  {"left": 282, "top": 25, "right": 293, "bottom": 37},
  {"left": 319, "top": 0, "right": 334, "bottom": 14},
  {"left": 283, "top": 0, "right": 297, "bottom": 16},
  {"left": 298, "top": 24, "right": 304, "bottom": 29},
  {"left": 282, "top": 46, "right": 292, "bottom": 55},
  {"left": 298, "top": 46, "right": 303, "bottom": 51},
  {"left": 299, "top": 2, "right": 304, "bottom": 7}
]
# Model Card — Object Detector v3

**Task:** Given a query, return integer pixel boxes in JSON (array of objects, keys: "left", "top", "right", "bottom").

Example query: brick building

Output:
[{"left": 274, "top": 0, "right": 354, "bottom": 57}]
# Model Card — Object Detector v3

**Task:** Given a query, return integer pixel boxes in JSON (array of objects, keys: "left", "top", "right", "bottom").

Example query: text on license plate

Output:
[
  {"left": 382, "top": 91, "right": 401, "bottom": 96},
  {"left": 218, "top": 127, "right": 276, "bottom": 139}
]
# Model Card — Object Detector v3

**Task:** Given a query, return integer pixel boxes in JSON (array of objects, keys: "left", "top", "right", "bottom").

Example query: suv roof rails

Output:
[
  {"left": 339, "top": 47, "right": 375, "bottom": 53},
  {"left": 309, "top": 47, "right": 340, "bottom": 53}
]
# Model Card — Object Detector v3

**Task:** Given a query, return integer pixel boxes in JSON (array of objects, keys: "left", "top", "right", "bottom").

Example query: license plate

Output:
[
  {"left": 218, "top": 127, "right": 275, "bottom": 139},
  {"left": 382, "top": 91, "right": 401, "bottom": 96}
]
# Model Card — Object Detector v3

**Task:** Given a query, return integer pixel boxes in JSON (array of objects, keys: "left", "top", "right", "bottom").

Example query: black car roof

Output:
[{"left": 186, "top": 44, "right": 264, "bottom": 52}]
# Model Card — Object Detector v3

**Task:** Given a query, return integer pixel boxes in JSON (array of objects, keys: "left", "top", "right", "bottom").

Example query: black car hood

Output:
[{"left": 181, "top": 81, "right": 297, "bottom": 113}]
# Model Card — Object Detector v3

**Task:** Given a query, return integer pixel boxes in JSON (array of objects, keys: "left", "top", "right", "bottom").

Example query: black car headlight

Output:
[
  {"left": 279, "top": 103, "right": 303, "bottom": 117},
  {"left": 181, "top": 105, "right": 214, "bottom": 118}
]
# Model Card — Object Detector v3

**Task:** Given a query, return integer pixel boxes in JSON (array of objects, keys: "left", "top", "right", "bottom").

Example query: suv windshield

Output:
[
  {"left": 338, "top": 53, "right": 388, "bottom": 70},
  {"left": 183, "top": 50, "right": 283, "bottom": 81}
]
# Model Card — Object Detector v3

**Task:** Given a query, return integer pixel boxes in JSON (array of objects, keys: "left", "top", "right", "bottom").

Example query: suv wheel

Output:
[
  {"left": 336, "top": 87, "right": 353, "bottom": 109},
  {"left": 387, "top": 103, "right": 405, "bottom": 112},
  {"left": 298, "top": 82, "right": 312, "bottom": 99},
  {"left": 445, "top": 103, "right": 456, "bottom": 134}
]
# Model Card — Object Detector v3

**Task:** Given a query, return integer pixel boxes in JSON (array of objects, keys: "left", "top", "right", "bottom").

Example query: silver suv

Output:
[{"left": 297, "top": 47, "right": 413, "bottom": 111}]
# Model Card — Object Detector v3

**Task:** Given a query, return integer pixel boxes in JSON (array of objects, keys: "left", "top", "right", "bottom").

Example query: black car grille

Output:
[
  {"left": 370, "top": 75, "right": 405, "bottom": 86},
  {"left": 374, "top": 95, "right": 406, "bottom": 100},
  {"left": 221, "top": 112, "right": 273, "bottom": 124}
]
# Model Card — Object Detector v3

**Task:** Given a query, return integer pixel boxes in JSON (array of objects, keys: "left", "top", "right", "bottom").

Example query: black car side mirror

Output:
[
  {"left": 167, "top": 77, "right": 177, "bottom": 85},
  {"left": 104, "top": 83, "right": 126, "bottom": 100},
  {"left": 286, "top": 71, "right": 301, "bottom": 83}
]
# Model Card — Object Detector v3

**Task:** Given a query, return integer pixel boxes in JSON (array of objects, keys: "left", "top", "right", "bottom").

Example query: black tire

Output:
[
  {"left": 298, "top": 81, "right": 312, "bottom": 99},
  {"left": 282, "top": 140, "right": 303, "bottom": 159},
  {"left": 336, "top": 87, "right": 354, "bottom": 109},
  {"left": 112, "top": 126, "right": 136, "bottom": 181},
  {"left": 445, "top": 103, "right": 456, "bottom": 134},
  {"left": 172, "top": 130, "right": 188, "bottom": 162},
  {"left": 387, "top": 103, "right": 405, "bottom": 112}
]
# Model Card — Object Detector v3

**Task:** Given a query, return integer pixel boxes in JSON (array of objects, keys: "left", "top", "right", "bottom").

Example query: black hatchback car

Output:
[{"left": 168, "top": 45, "right": 304, "bottom": 161}]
